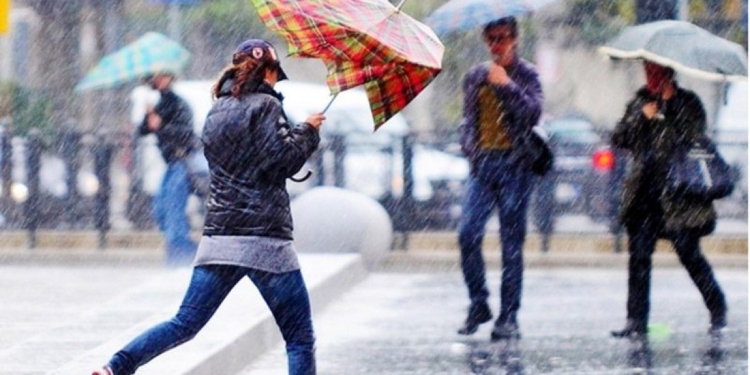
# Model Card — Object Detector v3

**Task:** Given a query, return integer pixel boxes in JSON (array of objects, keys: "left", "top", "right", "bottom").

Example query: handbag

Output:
[
  {"left": 664, "top": 137, "right": 734, "bottom": 201},
  {"left": 516, "top": 126, "right": 554, "bottom": 176}
]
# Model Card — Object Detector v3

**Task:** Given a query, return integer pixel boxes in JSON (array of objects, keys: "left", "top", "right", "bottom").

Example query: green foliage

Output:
[
  {"left": 123, "top": 0, "right": 271, "bottom": 47},
  {"left": 399, "top": 0, "right": 449, "bottom": 19},
  {"left": 563, "top": 0, "right": 630, "bottom": 45},
  {"left": 690, "top": 0, "right": 709, "bottom": 15},
  {"left": 184, "top": 0, "right": 272, "bottom": 46},
  {"left": 0, "top": 82, "right": 54, "bottom": 138},
  {"left": 122, "top": 5, "right": 171, "bottom": 39}
]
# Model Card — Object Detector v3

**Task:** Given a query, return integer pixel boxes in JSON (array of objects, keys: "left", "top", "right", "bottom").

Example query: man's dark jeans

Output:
[
  {"left": 458, "top": 154, "right": 532, "bottom": 325},
  {"left": 153, "top": 161, "right": 197, "bottom": 265},
  {"left": 625, "top": 209, "right": 727, "bottom": 327},
  {"left": 108, "top": 265, "right": 316, "bottom": 375}
]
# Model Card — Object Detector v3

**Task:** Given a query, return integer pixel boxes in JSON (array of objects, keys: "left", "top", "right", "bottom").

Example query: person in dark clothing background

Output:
[
  {"left": 456, "top": 16, "right": 543, "bottom": 342},
  {"left": 610, "top": 61, "right": 727, "bottom": 339},
  {"left": 139, "top": 71, "right": 199, "bottom": 265},
  {"left": 92, "top": 39, "right": 325, "bottom": 375}
]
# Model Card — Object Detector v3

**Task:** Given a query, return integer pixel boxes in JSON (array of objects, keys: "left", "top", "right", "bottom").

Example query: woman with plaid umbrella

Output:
[{"left": 92, "top": 39, "right": 325, "bottom": 375}]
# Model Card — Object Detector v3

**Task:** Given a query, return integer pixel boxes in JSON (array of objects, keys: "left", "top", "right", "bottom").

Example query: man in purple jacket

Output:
[{"left": 456, "top": 16, "right": 543, "bottom": 341}]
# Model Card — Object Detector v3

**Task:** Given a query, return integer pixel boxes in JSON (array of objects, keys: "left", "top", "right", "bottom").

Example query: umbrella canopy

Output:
[
  {"left": 424, "top": 0, "right": 557, "bottom": 35},
  {"left": 250, "top": 0, "right": 444, "bottom": 130},
  {"left": 598, "top": 20, "right": 748, "bottom": 82},
  {"left": 75, "top": 32, "right": 191, "bottom": 92}
]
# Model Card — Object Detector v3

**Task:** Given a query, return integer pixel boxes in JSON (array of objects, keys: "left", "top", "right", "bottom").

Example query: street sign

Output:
[{"left": 0, "top": 0, "right": 10, "bottom": 34}]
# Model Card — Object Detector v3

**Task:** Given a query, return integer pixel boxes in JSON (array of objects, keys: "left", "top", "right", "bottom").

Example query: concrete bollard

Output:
[{"left": 291, "top": 186, "right": 393, "bottom": 268}]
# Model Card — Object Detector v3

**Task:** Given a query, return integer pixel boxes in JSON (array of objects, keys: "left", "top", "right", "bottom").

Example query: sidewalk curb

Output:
[
  {"left": 183, "top": 255, "right": 368, "bottom": 375},
  {"left": 0, "top": 230, "right": 746, "bottom": 254},
  {"left": 0, "top": 247, "right": 165, "bottom": 266},
  {"left": 46, "top": 254, "right": 368, "bottom": 375},
  {"left": 379, "top": 250, "right": 748, "bottom": 272}
]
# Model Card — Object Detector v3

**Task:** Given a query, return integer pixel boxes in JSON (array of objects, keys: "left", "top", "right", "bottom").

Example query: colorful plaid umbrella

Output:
[
  {"left": 425, "top": 0, "right": 557, "bottom": 35},
  {"left": 250, "top": 0, "right": 444, "bottom": 130},
  {"left": 75, "top": 32, "right": 191, "bottom": 92}
]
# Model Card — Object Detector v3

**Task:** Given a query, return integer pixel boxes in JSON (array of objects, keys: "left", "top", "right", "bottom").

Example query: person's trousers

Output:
[
  {"left": 107, "top": 265, "right": 316, "bottom": 375},
  {"left": 153, "top": 161, "right": 197, "bottom": 265},
  {"left": 458, "top": 155, "right": 532, "bottom": 324},
  {"left": 625, "top": 214, "right": 727, "bottom": 326}
]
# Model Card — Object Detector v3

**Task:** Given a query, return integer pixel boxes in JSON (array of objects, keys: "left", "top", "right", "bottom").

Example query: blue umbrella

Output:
[
  {"left": 599, "top": 20, "right": 747, "bottom": 82},
  {"left": 424, "top": 0, "right": 557, "bottom": 35},
  {"left": 75, "top": 32, "right": 191, "bottom": 92}
]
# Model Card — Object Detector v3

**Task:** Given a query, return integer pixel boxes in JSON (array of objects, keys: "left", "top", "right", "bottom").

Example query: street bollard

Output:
[
  {"left": 310, "top": 148, "right": 324, "bottom": 187},
  {"left": 94, "top": 133, "right": 114, "bottom": 250},
  {"left": 60, "top": 125, "right": 82, "bottom": 227},
  {"left": 402, "top": 133, "right": 415, "bottom": 202},
  {"left": 0, "top": 119, "right": 12, "bottom": 225},
  {"left": 534, "top": 173, "right": 555, "bottom": 253},
  {"left": 25, "top": 130, "right": 42, "bottom": 249},
  {"left": 396, "top": 132, "right": 416, "bottom": 250},
  {"left": 330, "top": 133, "right": 346, "bottom": 188}
]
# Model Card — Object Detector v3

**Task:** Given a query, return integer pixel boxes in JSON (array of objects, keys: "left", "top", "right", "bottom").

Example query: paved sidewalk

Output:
[
  {"left": 0, "top": 230, "right": 745, "bottom": 375},
  {"left": 0, "top": 254, "right": 367, "bottom": 375}
]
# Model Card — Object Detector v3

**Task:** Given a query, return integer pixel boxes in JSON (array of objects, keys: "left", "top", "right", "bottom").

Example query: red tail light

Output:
[{"left": 592, "top": 148, "right": 614, "bottom": 171}]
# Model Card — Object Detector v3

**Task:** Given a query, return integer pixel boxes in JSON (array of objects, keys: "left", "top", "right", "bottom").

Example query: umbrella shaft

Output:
[
  {"left": 322, "top": 93, "right": 339, "bottom": 114},
  {"left": 396, "top": 0, "right": 408, "bottom": 11}
]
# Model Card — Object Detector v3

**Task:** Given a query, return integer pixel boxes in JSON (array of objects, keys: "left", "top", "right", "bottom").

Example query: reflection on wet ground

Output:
[
  {"left": 461, "top": 333, "right": 737, "bottom": 375},
  {"left": 459, "top": 334, "right": 735, "bottom": 375},
  {"left": 241, "top": 269, "right": 747, "bottom": 374},
  {"left": 466, "top": 339, "right": 524, "bottom": 374}
]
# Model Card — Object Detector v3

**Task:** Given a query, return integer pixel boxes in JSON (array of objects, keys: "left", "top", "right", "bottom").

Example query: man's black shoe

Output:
[
  {"left": 457, "top": 303, "right": 492, "bottom": 335},
  {"left": 611, "top": 320, "right": 646, "bottom": 339},
  {"left": 490, "top": 321, "right": 521, "bottom": 341},
  {"left": 709, "top": 313, "right": 727, "bottom": 336}
]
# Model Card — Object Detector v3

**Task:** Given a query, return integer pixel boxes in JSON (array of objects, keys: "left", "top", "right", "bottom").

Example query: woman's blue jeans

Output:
[
  {"left": 153, "top": 161, "right": 197, "bottom": 265},
  {"left": 458, "top": 154, "right": 532, "bottom": 325},
  {"left": 107, "top": 265, "right": 316, "bottom": 375}
]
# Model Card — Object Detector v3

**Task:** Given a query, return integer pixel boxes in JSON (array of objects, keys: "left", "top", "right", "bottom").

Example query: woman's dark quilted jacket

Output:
[{"left": 201, "top": 80, "right": 320, "bottom": 239}]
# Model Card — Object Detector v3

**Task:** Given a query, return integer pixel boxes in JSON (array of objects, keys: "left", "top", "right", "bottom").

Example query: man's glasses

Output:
[{"left": 484, "top": 34, "right": 515, "bottom": 44}]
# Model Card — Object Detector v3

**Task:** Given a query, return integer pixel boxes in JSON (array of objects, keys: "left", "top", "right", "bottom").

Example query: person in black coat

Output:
[
  {"left": 92, "top": 39, "right": 325, "bottom": 375},
  {"left": 610, "top": 61, "right": 727, "bottom": 339}
]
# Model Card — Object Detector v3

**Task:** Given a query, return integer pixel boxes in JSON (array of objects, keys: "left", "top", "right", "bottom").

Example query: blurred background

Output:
[{"left": 0, "top": 0, "right": 746, "bottom": 240}]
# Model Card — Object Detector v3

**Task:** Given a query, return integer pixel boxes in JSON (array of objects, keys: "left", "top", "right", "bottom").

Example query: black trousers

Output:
[{"left": 625, "top": 212, "right": 727, "bottom": 326}]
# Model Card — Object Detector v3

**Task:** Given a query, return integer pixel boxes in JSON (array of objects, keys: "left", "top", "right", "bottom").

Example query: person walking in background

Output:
[
  {"left": 456, "top": 16, "right": 543, "bottom": 341},
  {"left": 610, "top": 61, "right": 727, "bottom": 339},
  {"left": 92, "top": 39, "right": 325, "bottom": 375},
  {"left": 139, "top": 71, "right": 199, "bottom": 265}
]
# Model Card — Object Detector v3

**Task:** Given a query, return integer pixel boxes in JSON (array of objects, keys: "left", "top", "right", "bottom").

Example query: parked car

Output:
[
  {"left": 712, "top": 81, "right": 748, "bottom": 218},
  {"left": 532, "top": 115, "right": 616, "bottom": 235},
  {"left": 128, "top": 80, "right": 469, "bottom": 230}
]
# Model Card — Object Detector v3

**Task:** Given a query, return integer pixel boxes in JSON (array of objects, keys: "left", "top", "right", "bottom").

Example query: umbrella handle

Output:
[{"left": 322, "top": 93, "right": 339, "bottom": 114}]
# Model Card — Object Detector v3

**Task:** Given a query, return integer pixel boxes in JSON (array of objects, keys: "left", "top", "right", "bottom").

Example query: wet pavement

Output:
[
  {"left": 240, "top": 268, "right": 748, "bottom": 375},
  {"left": 0, "top": 254, "right": 366, "bottom": 375},
  {"left": 0, "top": 242, "right": 745, "bottom": 375}
]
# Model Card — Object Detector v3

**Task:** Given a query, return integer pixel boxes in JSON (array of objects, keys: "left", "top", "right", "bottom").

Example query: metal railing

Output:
[{"left": 0, "top": 121, "right": 117, "bottom": 248}]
